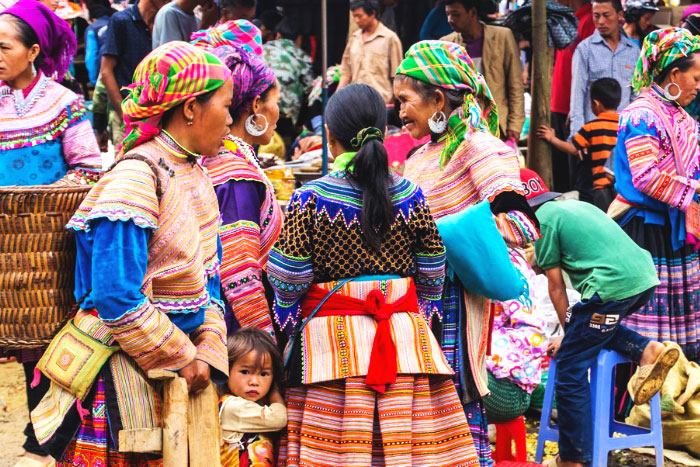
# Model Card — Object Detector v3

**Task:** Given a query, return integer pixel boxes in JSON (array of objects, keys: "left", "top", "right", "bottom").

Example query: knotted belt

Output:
[{"left": 300, "top": 280, "right": 418, "bottom": 393}]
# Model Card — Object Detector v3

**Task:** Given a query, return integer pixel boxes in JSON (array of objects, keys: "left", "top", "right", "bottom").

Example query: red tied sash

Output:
[{"left": 300, "top": 281, "right": 419, "bottom": 393}]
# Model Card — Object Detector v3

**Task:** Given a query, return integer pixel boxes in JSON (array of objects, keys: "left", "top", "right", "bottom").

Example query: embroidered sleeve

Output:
[
  {"left": 622, "top": 111, "right": 697, "bottom": 210},
  {"left": 409, "top": 194, "right": 446, "bottom": 321},
  {"left": 467, "top": 137, "right": 523, "bottom": 203},
  {"left": 90, "top": 219, "right": 197, "bottom": 373},
  {"left": 191, "top": 294, "right": 229, "bottom": 383},
  {"left": 61, "top": 97, "right": 102, "bottom": 169},
  {"left": 493, "top": 211, "right": 541, "bottom": 246},
  {"left": 215, "top": 179, "right": 274, "bottom": 334},
  {"left": 269, "top": 191, "right": 316, "bottom": 336}
]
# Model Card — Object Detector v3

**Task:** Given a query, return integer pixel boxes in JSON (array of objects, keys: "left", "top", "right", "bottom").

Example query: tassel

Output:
[
  {"left": 76, "top": 400, "right": 90, "bottom": 422},
  {"left": 30, "top": 367, "right": 41, "bottom": 388}
]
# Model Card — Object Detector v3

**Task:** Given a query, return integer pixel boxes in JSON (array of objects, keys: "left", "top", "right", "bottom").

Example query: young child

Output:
[
  {"left": 219, "top": 327, "right": 287, "bottom": 467},
  {"left": 520, "top": 169, "right": 680, "bottom": 467},
  {"left": 537, "top": 77, "right": 622, "bottom": 212}
]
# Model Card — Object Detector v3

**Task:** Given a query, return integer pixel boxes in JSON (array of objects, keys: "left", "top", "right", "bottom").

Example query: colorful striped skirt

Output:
[
  {"left": 622, "top": 217, "right": 700, "bottom": 361},
  {"left": 56, "top": 378, "right": 162, "bottom": 467},
  {"left": 277, "top": 374, "right": 479, "bottom": 467}
]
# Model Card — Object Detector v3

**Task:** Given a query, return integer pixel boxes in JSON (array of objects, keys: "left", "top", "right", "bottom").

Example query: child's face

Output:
[{"left": 228, "top": 350, "right": 274, "bottom": 402}]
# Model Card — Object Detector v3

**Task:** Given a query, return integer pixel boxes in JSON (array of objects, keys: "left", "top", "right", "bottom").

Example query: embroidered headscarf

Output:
[
  {"left": 1, "top": 0, "right": 77, "bottom": 78},
  {"left": 191, "top": 20, "right": 263, "bottom": 57},
  {"left": 191, "top": 22, "right": 275, "bottom": 118},
  {"left": 396, "top": 40, "right": 499, "bottom": 167},
  {"left": 632, "top": 27, "right": 700, "bottom": 93},
  {"left": 121, "top": 41, "right": 231, "bottom": 155}
]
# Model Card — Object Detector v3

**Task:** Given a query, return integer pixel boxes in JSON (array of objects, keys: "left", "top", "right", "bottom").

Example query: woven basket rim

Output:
[{"left": 0, "top": 185, "right": 92, "bottom": 195}]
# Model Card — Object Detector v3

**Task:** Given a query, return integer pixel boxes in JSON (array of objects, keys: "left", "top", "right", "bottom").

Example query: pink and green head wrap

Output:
[
  {"left": 396, "top": 40, "right": 499, "bottom": 167},
  {"left": 191, "top": 21, "right": 276, "bottom": 118},
  {"left": 120, "top": 41, "right": 231, "bottom": 155},
  {"left": 191, "top": 20, "right": 263, "bottom": 57},
  {"left": 633, "top": 27, "right": 700, "bottom": 93}
]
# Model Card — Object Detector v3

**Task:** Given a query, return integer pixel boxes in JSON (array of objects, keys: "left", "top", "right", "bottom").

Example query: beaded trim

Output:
[
  {"left": 0, "top": 73, "right": 52, "bottom": 117},
  {"left": 224, "top": 135, "right": 261, "bottom": 168},
  {"left": 0, "top": 101, "right": 87, "bottom": 151}
]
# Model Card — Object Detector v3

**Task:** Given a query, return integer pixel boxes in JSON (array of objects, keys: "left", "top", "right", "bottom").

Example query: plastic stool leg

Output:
[
  {"left": 512, "top": 416, "right": 527, "bottom": 462},
  {"left": 535, "top": 359, "right": 558, "bottom": 464},
  {"left": 591, "top": 351, "right": 615, "bottom": 467},
  {"left": 649, "top": 393, "right": 664, "bottom": 467},
  {"left": 494, "top": 422, "right": 514, "bottom": 462}
]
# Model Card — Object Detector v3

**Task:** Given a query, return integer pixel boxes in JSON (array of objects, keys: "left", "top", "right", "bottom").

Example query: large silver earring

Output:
[
  {"left": 428, "top": 111, "right": 447, "bottom": 134},
  {"left": 664, "top": 82, "right": 682, "bottom": 101},
  {"left": 245, "top": 114, "right": 268, "bottom": 137},
  {"left": 30, "top": 62, "right": 36, "bottom": 79}
]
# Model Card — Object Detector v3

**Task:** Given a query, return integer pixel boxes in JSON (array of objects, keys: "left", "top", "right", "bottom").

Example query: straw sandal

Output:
[{"left": 633, "top": 342, "right": 680, "bottom": 406}]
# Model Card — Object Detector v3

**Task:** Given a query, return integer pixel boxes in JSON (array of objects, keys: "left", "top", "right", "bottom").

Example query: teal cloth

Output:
[
  {"left": 435, "top": 200, "right": 526, "bottom": 301},
  {"left": 535, "top": 199, "right": 660, "bottom": 302}
]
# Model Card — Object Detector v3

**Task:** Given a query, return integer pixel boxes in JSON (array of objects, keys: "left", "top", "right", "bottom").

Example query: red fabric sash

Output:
[{"left": 300, "top": 281, "right": 419, "bottom": 393}]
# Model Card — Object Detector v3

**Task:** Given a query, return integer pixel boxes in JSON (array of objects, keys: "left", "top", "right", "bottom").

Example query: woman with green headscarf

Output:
[
  {"left": 612, "top": 28, "right": 700, "bottom": 363},
  {"left": 396, "top": 40, "right": 541, "bottom": 466}
]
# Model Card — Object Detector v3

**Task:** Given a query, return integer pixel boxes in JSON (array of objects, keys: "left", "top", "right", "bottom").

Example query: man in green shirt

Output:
[{"left": 521, "top": 168, "right": 679, "bottom": 467}]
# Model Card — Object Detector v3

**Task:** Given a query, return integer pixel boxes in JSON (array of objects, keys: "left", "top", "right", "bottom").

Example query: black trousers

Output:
[
  {"left": 22, "top": 361, "right": 50, "bottom": 456},
  {"left": 550, "top": 112, "right": 575, "bottom": 193}
]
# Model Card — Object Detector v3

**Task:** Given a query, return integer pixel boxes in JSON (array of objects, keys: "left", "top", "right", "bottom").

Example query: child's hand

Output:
[
  {"left": 547, "top": 336, "right": 563, "bottom": 359},
  {"left": 268, "top": 385, "right": 285, "bottom": 405},
  {"left": 536, "top": 125, "right": 555, "bottom": 142}
]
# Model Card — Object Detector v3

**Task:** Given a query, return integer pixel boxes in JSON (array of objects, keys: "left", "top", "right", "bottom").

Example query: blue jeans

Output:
[{"left": 555, "top": 287, "right": 654, "bottom": 463}]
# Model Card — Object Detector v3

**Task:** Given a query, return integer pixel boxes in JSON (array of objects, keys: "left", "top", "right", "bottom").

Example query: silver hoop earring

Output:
[
  {"left": 428, "top": 111, "right": 447, "bottom": 134},
  {"left": 245, "top": 113, "right": 269, "bottom": 137},
  {"left": 664, "top": 82, "right": 682, "bottom": 101}
]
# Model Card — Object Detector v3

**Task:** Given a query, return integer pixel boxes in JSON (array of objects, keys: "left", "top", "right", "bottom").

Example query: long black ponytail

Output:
[{"left": 325, "top": 84, "right": 393, "bottom": 251}]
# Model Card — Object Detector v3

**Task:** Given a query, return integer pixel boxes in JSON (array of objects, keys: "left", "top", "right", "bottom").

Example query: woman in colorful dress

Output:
[
  {"left": 395, "top": 41, "right": 541, "bottom": 466},
  {"left": 29, "top": 41, "right": 234, "bottom": 465},
  {"left": 270, "top": 83, "right": 479, "bottom": 467},
  {"left": 191, "top": 21, "right": 283, "bottom": 336},
  {"left": 612, "top": 28, "right": 700, "bottom": 362},
  {"left": 0, "top": 2, "right": 101, "bottom": 465}
]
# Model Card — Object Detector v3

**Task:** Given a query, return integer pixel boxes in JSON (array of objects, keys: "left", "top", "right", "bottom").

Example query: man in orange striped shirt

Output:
[{"left": 538, "top": 78, "right": 621, "bottom": 211}]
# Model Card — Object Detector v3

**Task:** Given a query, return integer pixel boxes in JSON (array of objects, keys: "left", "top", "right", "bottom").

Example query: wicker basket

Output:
[{"left": 0, "top": 185, "right": 91, "bottom": 349}]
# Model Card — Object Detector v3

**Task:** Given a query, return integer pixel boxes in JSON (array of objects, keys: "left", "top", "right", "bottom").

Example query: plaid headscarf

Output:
[
  {"left": 121, "top": 41, "right": 231, "bottom": 155},
  {"left": 191, "top": 23, "right": 275, "bottom": 118},
  {"left": 396, "top": 40, "right": 499, "bottom": 167},
  {"left": 191, "top": 20, "right": 263, "bottom": 57},
  {"left": 633, "top": 27, "right": 700, "bottom": 93}
]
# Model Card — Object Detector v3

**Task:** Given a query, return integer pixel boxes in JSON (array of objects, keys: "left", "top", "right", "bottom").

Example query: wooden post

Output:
[
  {"left": 148, "top": 369, "right": 190, "bottom": 467},
  {"left": 188, "top": 382, "right": 222, "bottom": 467},
  {"left": 527, "top": 0, "right": 553, "bottom": 187}
]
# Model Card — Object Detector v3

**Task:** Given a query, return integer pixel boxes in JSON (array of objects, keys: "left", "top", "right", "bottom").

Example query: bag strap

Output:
[
  {"left": 284, "top": 277, "right": 356, "bottom": 369},
  {"left": 107, "top": 154, "right": 172, "bottom": 202},
  {"left": 645, "top": 93, "right": 685, "bottom": 177}
]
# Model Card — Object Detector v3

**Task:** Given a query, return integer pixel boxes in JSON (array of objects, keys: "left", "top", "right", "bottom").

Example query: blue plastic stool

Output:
[{"left": 535, "top": 350, "right": 664, "bottom": 466}]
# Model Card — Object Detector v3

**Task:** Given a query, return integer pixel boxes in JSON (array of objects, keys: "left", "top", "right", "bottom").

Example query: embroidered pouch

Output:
[
  {"left": 37, "top": 319, "right": 119, "bottom": 400},
  {"left": 436, "top": 201, "right": 526, "bottom": 301}
]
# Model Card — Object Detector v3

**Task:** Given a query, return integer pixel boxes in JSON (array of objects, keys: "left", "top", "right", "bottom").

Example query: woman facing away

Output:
[
  {"left": 30, "top": 41, "right": 234, "bottom": 466},
  {"left": 191, "top": 20, "right": 283, "bottom": 337},
  {"left": 396, "top": 40, "right": 541, "bottom": 467},
  {"left": 612, "top": 28, "right": 700, "bottom": 362},
  {"left": 0, "top": 2, "right": 102, "bottom": 465},
  {"left": 269, "top": 83, "right": 480, "bottom": 467}
]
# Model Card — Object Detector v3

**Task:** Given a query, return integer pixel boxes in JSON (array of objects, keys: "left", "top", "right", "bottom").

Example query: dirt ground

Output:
[
  {"left": 0, "top": 361, "right": 688, "bottom": 466},
  {"left": 0, "top": 361, "right": 31, "bottom": 466}
]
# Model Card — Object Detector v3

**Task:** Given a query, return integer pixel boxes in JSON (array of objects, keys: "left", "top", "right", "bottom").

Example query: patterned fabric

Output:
[
  {"left": 0, "top": 73, "right": 101, "bottom": 185},
  {"left": 614, "top": 86, "right": 700, "bottom": 250},
  {"left": 396, "top": 40, "right": 499, "bottom": 167},
  {"left": 56, "top": 378, "right": 162, "bottom": 467},
  {"left": 268, "top": 171, "right": 446, "bottom": 335},
  {"left": 308, "top": 65, "right": 341, "bottom": 106},
  {"left": 1, "top": 0, "right": 77, "bottom": 79},
  {"left": 633, "top": 27, "right": 700, "bottom": 93},
  {"left": 486, "top": 248, "right": 546, "bottom": 393},
  {"left": 67, "top": 135, "right": 228, "bottom": 375},
  {"left": 203, "top": 135, "right": 283, "bottom": 334},
  {"left": 121, "top": 41, "right": 231, "bottom": 154},
  {"left": 262, "top": 39, "right": 313, "bottom": 124},
  {"left": 292, "top": 277, "right": 453, "bottom": 385},
  {"left": 192, "top": 19, "right": 263, "bottom": 57},
  {"left": 464, "top": 399, "right": 494, "bottom": 467},
  {"left": 404, "top": 133, "right": 539, "bottom": 399},
  {"left": 221, "top": 433, "right": 275, "bottom": 467},
  {"left": 277, "top": 375, "right": 479, "bottom": 467},
  {"left": 621, "top": 217, "right": 700, "bottom": 361}
]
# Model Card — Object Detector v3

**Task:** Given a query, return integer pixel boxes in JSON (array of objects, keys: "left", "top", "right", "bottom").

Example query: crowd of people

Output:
[{"left": 2, "top": 0, "right": 700, "bottom": 466}]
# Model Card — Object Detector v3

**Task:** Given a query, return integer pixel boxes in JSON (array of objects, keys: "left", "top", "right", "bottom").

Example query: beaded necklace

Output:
[
  {"left": 158, "top": 130, "right": 202, "bottom": 163},
  {"left": 225, "top": 135, "right": 261, "bottom": 169}
]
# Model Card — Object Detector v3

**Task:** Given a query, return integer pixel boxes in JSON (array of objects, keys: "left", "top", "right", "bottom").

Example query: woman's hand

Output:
[
  {"left": 178, "top": 359, "right": 211, "bottom": 394},
  {"left": 547, "top": 336, "right": 564, "bottom": 359}
]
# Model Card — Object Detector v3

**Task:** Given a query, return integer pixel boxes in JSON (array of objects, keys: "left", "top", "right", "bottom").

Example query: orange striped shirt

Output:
[{"left": 572, "top": 111, "right": 619, "bottom": 189}]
